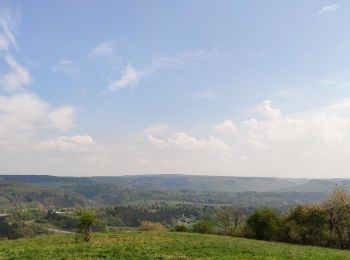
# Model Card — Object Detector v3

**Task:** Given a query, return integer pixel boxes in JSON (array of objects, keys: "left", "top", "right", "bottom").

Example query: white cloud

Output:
[
  {"left": 0, "top": 7, "right": 20, "bottom": 51},
  {"left": 214, "top": 120, "right": 239, "bottom": 135},
  {"left": 147, "top": 132, "right": 229, "bottom": 151},
  {"left": 318, "top": 4, "right": 339, "bottom": 15},
  {"left": 0, "top": 54, "right": 31, "bottom": 92},
  {"left": 241, "top": 99, "right": 350, "bottom": 148},
  {"left": 255, "top": 100, "right": 282, "bottom": 119},
  {"left": 52, "top": 59, "right": 80, "bottom": 76},
  {"left": 41, "top": 135, "right": 95, "bottom": 152},
  {"left": 108, "top": 64, "right": 142, "bottom": 92},
  {"left": 147, "top": 134, "right": 168, "bottom": 149},
  {"left": 0, "top": 93, "right": 75, "bottom": 135},
  {"left": 142, "top": 124, "right": 169, "bottom": 135},
  {"left": 90, "top": 41, "right": 114, "bottom": 57},
  {"left": 49, "top": 106, "right": 75, "bottom": 131}
]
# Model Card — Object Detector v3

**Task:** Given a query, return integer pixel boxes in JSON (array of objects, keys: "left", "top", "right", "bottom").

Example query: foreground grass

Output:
[{"left": 0, "top": 231, "right": 349, "bottom": 259}]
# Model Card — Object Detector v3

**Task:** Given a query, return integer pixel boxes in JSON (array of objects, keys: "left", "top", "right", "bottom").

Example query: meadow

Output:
[{"left": 0, "top": 231, "right": 349, "bottom": 259}]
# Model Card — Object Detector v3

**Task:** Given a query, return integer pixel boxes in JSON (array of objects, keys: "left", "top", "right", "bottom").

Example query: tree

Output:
[
  {"left": 76, "top": 209, "right": 98, "bottom": 242},
  {"left": 283, "top": 204, "right": 329, "bottom": 246},
  {"left": 192, "top": 215, "right": 215, "bottom": 234},
  {"left": 322, "top": 186, "right": 350, "bottom": 248},
  {"left": 246, "top": 208, "right": 281, "bottom": 241},
  {"left": 216, "top": 206, "right": 242, "bottom": 236}
]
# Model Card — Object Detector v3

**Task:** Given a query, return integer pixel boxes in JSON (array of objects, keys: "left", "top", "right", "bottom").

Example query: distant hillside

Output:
[
  {"left": 92, "top": 174, "right": 309, "bottom": 192},
  {"left": 0, "top": 182, "right": 91, "bottom": 209},
  {"left": 0, "top": 174, "right": 347, "bottom": 209}
]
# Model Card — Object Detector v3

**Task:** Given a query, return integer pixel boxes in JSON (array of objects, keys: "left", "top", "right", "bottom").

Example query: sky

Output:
[{"left": 0, "top": 1, "right": 350, "bottom": 178}]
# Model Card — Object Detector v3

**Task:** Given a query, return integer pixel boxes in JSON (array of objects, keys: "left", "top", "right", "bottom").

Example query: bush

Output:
[
  {"left": 282, "top": 204, "right": 329, "bottom": 246},
  {"left": 246, "top": 208, "right": 281, "bottom": 241},
  {"left": 138, "top": 221, "right": 166, "bottom": 231},
  {"left": 173, "top": 224, "right": 188, "bottom": 232},
  {"left": 76, "top": 209, "right": 99, "bottom": 242},
  {"left": 191, "top": 215, "right": 215, "bottom": 234}
]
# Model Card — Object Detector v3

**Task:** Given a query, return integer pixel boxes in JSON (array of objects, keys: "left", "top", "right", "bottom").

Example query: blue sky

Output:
[{"left": 0, "top": 1, "right": 350, "bottom": 177}]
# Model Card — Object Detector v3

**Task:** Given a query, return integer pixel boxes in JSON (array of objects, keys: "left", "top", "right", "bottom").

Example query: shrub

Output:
[
  {"left": 191, "top": 215, "right": 215, "bottom": 234},
  {"left": 246, "top": 208, "right": 281, "bottom": 241},
  {"left": 173, "top": 224, "right": 188, "bottom": 232},
  {"left": 282, "top": 204, "right": 329, "bottom": 246},
  {"left": 76, "top": 209, "right": 99, "bottom": 242},
  {"left": 138, "top": 221, "right": 166, "bottom": 231},
  {"left": 216, "top": 206, "right": 243, "bottom": 236}
]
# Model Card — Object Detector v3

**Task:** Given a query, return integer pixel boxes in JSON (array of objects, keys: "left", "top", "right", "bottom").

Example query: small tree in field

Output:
[
  {"left": 76, "top": 209, "right": 98, "bottom": 242},
  {"left": 216, "top": 206, "right": 242, "bottom": 236},
  {"left": 192, "top": 215, "right": 215, "bottom": 234}
]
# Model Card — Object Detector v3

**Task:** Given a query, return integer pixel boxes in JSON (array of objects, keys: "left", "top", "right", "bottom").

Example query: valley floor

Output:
[{"left": 0, "top": 231, "right": 349, "bottom": 259}]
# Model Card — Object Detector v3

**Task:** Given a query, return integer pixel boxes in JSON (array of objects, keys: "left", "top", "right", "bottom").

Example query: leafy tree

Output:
[
  {"left": 283, "top": 204, "right": 329, "bottom": 246},
  {"left": 192, "top": 215, "right": 215, "bottom": 234},
  {"left": 246, "top": 208, "right": 281, "bottom": 241},
  {"left": 76, "top": 209, "right": 98, "bottom": 242},
  {"left": 216, "top": 206, "right": 242, "bottom": 236},
  {"left": 322, "top": 186, "right": 350, "bottom": 248}
]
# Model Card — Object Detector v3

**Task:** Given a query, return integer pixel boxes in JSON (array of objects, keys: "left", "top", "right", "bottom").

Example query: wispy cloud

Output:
[
  {"left": 0, "top": 7, "right": 20, "bottom": 51},
  {"left": 272, "top": 88, "right": 305, "bottom": 99},
  {"left": 0, "top": 54, "right": 31, "bottom": 92},
  {"left": 90, "top": 41, "right": 115, "bottom": 58},
  {"left": 52, "top": 59, "right": 80, "bottom": 77},
  {"left": 142, "top": 124, "right": 169, "bottom": 135},
  {"left": 320, "top": 78, "right": 338, "bottom": 85},
  {"left": 41, "top": 135, "right": 95, "bottom": 152},
  {"left": 318, "top": 4, "right": 339, "bottom": 15},
  {"left": 0, "top": 7, "right": 32, "bottom": 92},
  {"left": 147, "top": 132, "right": 230, "bottom": 151},
  {"left": 108, "top": 49, "right": 225, "bottom": 93},
  {"left": 108, "top": 64, "right": 142, "bottom": 92},
  {"left": 192, "top": 90, "right": 216, "bottom": 100}
]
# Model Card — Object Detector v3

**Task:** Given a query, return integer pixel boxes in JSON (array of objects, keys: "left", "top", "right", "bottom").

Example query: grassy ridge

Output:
[{"left": 0, "top": 232, "right": 349, "bottom": 259}]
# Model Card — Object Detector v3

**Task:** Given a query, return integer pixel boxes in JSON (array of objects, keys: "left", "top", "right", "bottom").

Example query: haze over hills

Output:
[
  {"left": 0, "top": 174, "right": 347, "bottom": 192},
  {"left": 0, "top": 174, "right": 347, "bottom": 210}
]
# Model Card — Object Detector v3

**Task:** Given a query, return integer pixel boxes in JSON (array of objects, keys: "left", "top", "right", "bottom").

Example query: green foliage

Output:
[
  {"left": 44, "top": 210, "right": 79, "bottom": 230},
  {"left": 173, "top": 224, "right": 188, "bottom": 232},
  {"left": 0, "top": 218, "right": 50, "bottom": 239},
  {"left": 246, "top": 208, "right": 281, "bottom": 241},
  {"left": 192, "top": 215, "right": 215, "bottom": 234},
  {"left": 76, "top": 209, "right": 98, "bottom": 242},
  {"left": 282, "top": 204, "right": 330, "bottom": 246}
]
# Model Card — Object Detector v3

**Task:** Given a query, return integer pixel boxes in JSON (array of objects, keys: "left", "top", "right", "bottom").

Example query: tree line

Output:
[{"left": 178, "top": 186, "right": 350, "bottom": 249}]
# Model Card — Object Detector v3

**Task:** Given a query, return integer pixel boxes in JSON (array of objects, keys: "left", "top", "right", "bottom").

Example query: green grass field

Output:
[{"left": 0, "top": 231, "right": 349, "bottom": 259}]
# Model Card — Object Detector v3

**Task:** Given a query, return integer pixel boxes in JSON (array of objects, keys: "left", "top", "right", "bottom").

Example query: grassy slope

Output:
[{"left": 0, "top": 232, "right": 349, "bottom": 259}]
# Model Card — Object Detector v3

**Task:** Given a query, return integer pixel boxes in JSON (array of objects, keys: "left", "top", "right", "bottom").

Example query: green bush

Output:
[
  {"left": 246, "top": 208, "right": 281, "bottom": 241},
  {"left": 282, "top": 204, "right": 329, "bottom": 246},
  {"left": 192, "top": 215, "right": 215, "bottom": 234},
  {"left": 173, "top": 224, "right": 188, "bottom": 232}
]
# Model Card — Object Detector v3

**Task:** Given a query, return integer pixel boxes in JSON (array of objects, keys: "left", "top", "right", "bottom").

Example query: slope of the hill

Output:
[{"left": 0, "top": 231, "right": 349, "bottom": 259}]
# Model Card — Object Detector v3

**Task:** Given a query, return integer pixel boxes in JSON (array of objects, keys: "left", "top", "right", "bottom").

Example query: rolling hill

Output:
[{"left": 0, "top": 231, "right": 349, "bottom": 259}]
